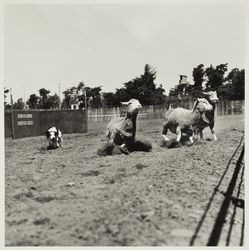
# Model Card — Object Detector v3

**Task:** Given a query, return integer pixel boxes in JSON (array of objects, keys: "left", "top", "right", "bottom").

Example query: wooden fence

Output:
[
  {"left": 5, "top": 109, "right": 87, "bottom": 138},
  {"left": 87, "top": 100, "right": 244, "bottom": 122},
  {"left": 5, "top": 100, "right": 244, "bottom": 138}
]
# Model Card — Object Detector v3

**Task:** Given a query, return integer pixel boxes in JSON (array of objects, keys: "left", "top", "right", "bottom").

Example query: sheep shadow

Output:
[
  {"left": 160, "top": 135, "right": 193, "bottom": 148},
  {"left": 97, "top": 139, "right": 152, "bottom": 156}
]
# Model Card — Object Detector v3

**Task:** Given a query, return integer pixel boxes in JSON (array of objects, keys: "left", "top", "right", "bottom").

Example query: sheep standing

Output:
[
  {"left": 161, "top": 98, "right": 213, "bottom": 146},
  {"left": 194, "top": 91, "right": 219, "bottom": 140}
]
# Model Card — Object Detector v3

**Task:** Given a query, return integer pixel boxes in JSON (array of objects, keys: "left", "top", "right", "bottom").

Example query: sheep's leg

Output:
[
  {"left": 210, "top": 123, "right": 217, "bottom": 141},
  {"left": 106, "top": 129, "right": 113, "bottom": 144},
  {"left": 199, "top": 130, "right": 204, "bottom": 140},
  {"left": 57, "top": 137, "right": 62, "bottom": 148},
  {"left": 176, "top": 126, "right": 182, "bottom": 147},
  {"left": 189, "top": 136, "right": 194, "bottom": 144},
  {"left": 106, "top": 130, "right": 110, "bottom": 142},
  {"left": 193, "top": 128, "right": 199, "bottom": 140},
  {"left": 161, "top": 124, "right": 170, "bottom": 141}
]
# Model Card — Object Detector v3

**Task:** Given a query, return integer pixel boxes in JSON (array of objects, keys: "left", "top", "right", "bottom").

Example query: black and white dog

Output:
[{"left": 45, "top": 127, "right": 63, "bottom": 149}]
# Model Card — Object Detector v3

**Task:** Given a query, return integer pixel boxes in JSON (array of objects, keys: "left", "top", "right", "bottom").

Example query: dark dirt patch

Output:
[
  {"left": 34, "top": 196, "right": 57, "bottom": 203},
  {"left": 33, "top": 217, "right": 50, "bottom": 225},
  {"left": 134, "top": 163, "right": 149, "bottom": 170},
  {"left": 77, "top": 170, "right": 101, "bottom": 177}
]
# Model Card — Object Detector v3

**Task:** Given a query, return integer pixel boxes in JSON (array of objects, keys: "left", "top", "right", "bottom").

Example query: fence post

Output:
[
  {"left": 84, "top": 89, "right": 88, "bottom": 132},
  {"left": 10, "top": 89, "right": 15, "bottom": 139}
]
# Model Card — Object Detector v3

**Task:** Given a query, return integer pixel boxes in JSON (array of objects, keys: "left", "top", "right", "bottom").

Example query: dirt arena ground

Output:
[{"left": 5, "top": 114, "right": 244, "bottom": 246}]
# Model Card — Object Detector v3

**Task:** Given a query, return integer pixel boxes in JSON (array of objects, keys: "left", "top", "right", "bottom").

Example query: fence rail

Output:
[
  {"left": 87, "top": 100, "right": 244, "bottom": 122},
  {"left": 5, "top": 100, "right": 244, "bottom": 138}
]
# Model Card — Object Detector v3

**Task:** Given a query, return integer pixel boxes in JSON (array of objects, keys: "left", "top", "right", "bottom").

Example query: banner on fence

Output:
[{"left": 5, "top": 110, "right": 87, "bottom": 138}]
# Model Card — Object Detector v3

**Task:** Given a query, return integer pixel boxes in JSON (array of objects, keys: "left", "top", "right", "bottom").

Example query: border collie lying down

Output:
[{"left": 45, "top": 127, "right": 63, "bottom": 149}]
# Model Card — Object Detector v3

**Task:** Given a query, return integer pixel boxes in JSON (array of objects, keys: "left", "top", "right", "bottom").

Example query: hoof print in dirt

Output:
[
  {"left": 134, "top": 163, "right": 149, "bottom": 170},
  {"left": 33, "top": 217, "right": 50, "bottom": 225}
]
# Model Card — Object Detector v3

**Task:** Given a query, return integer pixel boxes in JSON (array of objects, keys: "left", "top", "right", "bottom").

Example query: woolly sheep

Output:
[
  {"left": 106, "top": 99, "right": 142, "bottom": 148},
  {"left": 161, "top": 98, "right": 213, "bottom": 146},
  {"left": 194, "top": 91, "right": 219, "bottom": 140}
]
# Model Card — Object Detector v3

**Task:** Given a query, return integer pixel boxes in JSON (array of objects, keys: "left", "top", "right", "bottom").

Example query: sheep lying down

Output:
[
  {"left": 98, "top": 99, "right": 152, "bottom": 156},
  {"left": 98, "top": 116, "right": 152, "bottom": 155},
  {"left": 161, "top": 98, "right": 213, "bottom": 147},
  {"left": 106, "top": 116, "right": 134, "bottom": 146}
]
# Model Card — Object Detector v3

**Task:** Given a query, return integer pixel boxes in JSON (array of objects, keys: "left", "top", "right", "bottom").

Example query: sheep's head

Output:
[
  {"left": 192, "top": 98, "right": 213, "bottom": 113},
  {"left": 202, "top": 91, "right": 219, "bottom": 104},
  {"left": 121, "top": 99, "right": 142, "bottom": 114}
]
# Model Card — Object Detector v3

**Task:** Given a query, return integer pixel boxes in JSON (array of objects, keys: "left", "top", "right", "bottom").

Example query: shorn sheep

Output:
[
  {"left": 97, "top": 99, "right": 152, "bottom": 155},
  {"left": 193, "top": 91, "right": 219, "bottom": 140},
  {"left": 161, "top": 98, "right": 213, "bottom": 146}
]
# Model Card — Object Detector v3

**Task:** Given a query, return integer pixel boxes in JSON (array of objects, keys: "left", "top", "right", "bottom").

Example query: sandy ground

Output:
[{"left": 5, "top": 114, "right": 244, "bottom": 246}]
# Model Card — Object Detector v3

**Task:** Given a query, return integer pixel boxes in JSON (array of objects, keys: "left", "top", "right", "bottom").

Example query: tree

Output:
[
  {"left": 13, "top": 98, "right": 25, "bottom": 110},
  {"left": 27, "top": 94, "right": 39, "bottom": 109},
  {"left": 77, "top": 81, "right": 85, "bottom": 94},
  {"left": 61, "top": 89, "right": 71, "bottom": 109},
  {"left": 38, "top": 88, "right": 50, "bottom": 109},
  {"left": 61, "top": 83, "right": 102, "bottom": 109},
  {"left": 115, "top": 64, "right": 166, "bottom": 106},
  {"left": 152, "top": 84, "right": 167, "bottom": 104},
  {"left": 217, "top": 84, "right": 235, "bottom": 100},
  {"left": 47, "top": 94, "right": 60, "bottom": 109},
  {"left": 192, "top": 64, "right": 204, "bottom": 90},
  {"left": 39, "top": 88, "right": 50, "bottom": 98},
  {"left": 205, "top": 63, "right": 228, "bottom": 90},
  {"left": 84, "top": 86, "right": 102, "bottom": 108},
  {"left": 4, "top": 87, "right": 9, "bottom": 106},
  {"left": 114, "top": 87, "right": 130, "bottom": 104},
  {"left": 61, "top": 89, "right": 72, "bottom": 109},
  {"left": 224, "top": 68, "right": 244, "bottom": 100},
  {"left": 102, "top": 92, "right": 118, "bottom": 107}
]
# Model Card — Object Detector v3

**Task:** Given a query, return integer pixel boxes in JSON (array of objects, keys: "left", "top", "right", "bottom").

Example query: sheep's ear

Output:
[
  {"left": 120, "top": 101, "right": 129, "bottom": 105},
  {"left": 200, "top": 91, "right": 208, "bottom": 97},
  {"left": 192, "top": 99, "right": 199, "bottom": 112}
]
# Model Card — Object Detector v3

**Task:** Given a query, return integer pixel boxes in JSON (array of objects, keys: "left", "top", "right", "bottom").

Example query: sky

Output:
[{"left": 4, "top": 2, "right": 246, "bottom": 102}]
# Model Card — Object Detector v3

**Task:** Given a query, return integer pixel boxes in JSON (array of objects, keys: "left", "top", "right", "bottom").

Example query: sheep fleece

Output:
[{"left": 163, "top": 108, "right": 201, "bottom": 133}]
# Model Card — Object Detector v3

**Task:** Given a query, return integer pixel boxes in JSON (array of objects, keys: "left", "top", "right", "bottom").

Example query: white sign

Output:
[
  {"left": 17, "top": 113, "right": 34, "bottom": 126},
  {"left": 17, "top": 114, "right": 33, "bottom": 119},
  {"left": 17, "top": 120, "right": 34, "bottom": 126}
]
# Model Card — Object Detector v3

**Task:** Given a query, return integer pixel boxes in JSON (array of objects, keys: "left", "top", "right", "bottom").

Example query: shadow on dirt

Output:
[
  {"left": 189, "top": 135, "right": 244, "bottom": 246},
  {"left": 97, "top": 139, "right": 152, "bottom": 156}
]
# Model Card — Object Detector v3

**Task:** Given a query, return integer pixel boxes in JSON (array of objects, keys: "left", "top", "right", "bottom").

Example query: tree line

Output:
[
  {"left": 4, "top": 63, "right": 244, "bottom": 110},
  {"left": 169, "top": 63, "right": 244, "bottom": 99}
]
